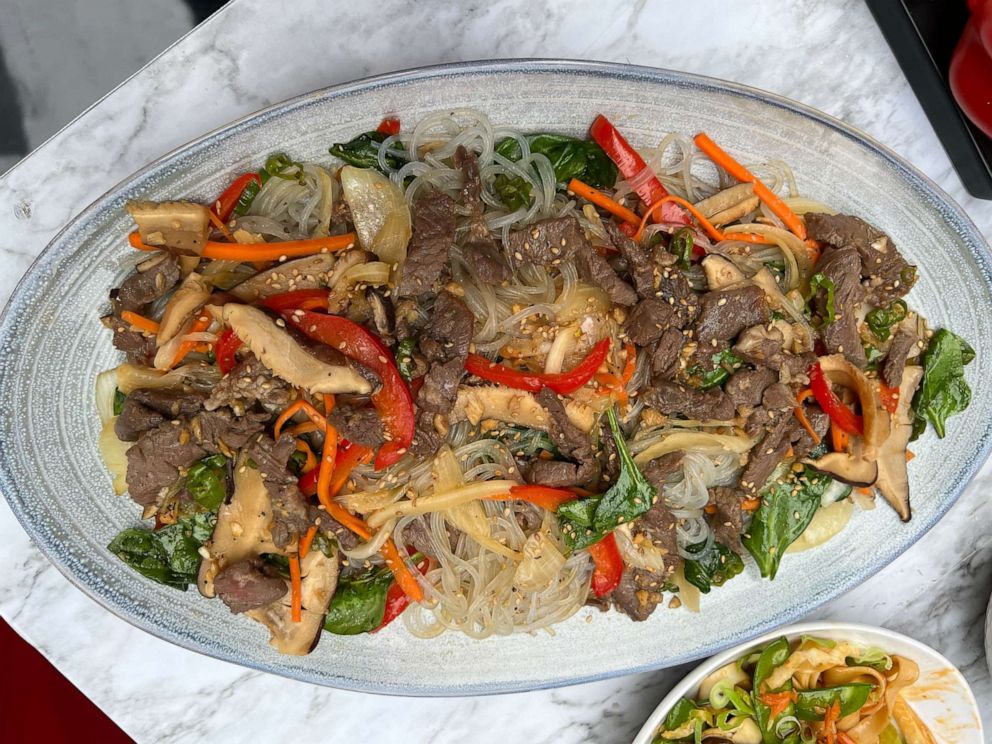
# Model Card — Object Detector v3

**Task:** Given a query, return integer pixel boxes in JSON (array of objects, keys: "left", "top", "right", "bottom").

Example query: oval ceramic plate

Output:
[
  {"left": 632, "top": 621, "right": 984, "bottom": 743},
  {"left": 2, "top": 61, "right": 991, "bottom": 695}
]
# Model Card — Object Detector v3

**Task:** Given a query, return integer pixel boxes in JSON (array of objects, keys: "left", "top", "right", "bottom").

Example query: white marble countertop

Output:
[{"left": 1, "top": 1, "right": 990, "bottom": 741}]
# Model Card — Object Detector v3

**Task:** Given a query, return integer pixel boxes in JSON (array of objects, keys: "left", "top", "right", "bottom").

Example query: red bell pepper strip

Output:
[
  {"left": 298, "top": 466, "right": 319, "bottom": 498},
  {"left": 507, "top": 484, "right": 579, "bottom": 511},
  {"left": 214, "top": 329, "right": 243, "bottom": 375},
  {"left": 371, "top": 554, "right": 431, "bottom": 633},
  {"left": 465, "top": 339, "right": 611, "bottom": 396},
  {"left": 280, "top": 309, "right": 414, "bottom": 469},
  {"left": 261, "top": 288, "right": 330, "bottom": 313},
  {"left": 588, "top": 533, "right": 623, "bottom": 597},
  {"left": 808, "top": 362, "right": 864, "bottom": 436},
  {"left": 212, "top": 173, "right": 262, "bottom": 223},
  {"left": 376, "top": 116, "right": 401, "bottom": 136},
  {"left": 589, "top": 115, "right": 690, "bottom": 226}
]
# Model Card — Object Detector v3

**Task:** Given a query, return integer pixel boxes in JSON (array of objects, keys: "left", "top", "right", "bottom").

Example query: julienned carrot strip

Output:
[
  {"left": 120, "top": 310, "right": 160, "bottom": 334},
  {"left": 793, "top": 388, "right": 822, "bottom": 444},
  {"left": 274, "top": 398, "right": 329, "bottom": 438},
  {"left": 295, "top": 439, "right": 317, "bottom": 473},
  {"left": 693, "top": 133, "right": 807, "bottom": 240},
  {"left": 128, "top": 231, "right": 357, "bottom": 261},
  {"left": 637, "top": 194, "right": 773, "bottom": 245},
  {"left": 380, "top": 538, "right": 424, "bottom": 603},
  {"left": 288, "top": 421, "right": 320, "bottom": 437},
  {"left": 566, "top": 179, "right": 641, "bottom": 225},
  {"left": 620, "top": 342, "right": 637, "bottom": 386},
  {"left": 170, "top": 313, "right": 212, "bottom": 368},
  {"left": 831, "top": 420, "right": 849, "bottom": 453},
  {"left": 328, "top": 443, "right": 374, "bottom": 497},
  {"left": 299, "top": 525, "right": 318, "bottom": 560},
  {"left": 289, "top": 555, "right": 302, "bottom": 623},
  {"left": 207, "top": 209, "right": 236, "bottom": 242}
]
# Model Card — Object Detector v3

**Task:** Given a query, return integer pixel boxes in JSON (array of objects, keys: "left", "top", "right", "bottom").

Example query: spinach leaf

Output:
[
  {"left": 912, "top": 328, "right": 974, "bottom": 438},
  {"left": 482, "top": 424, "right": 560, "bottom": 458},
  {"left": 108, "top": 511, "right": 216, "bottom": 591},
  {"left": 323, "top": 566, "right": 393, "bottom": 635},
  {"left": 742, "top": 466, "right": 832, "bottom": 579},
  {"left": 686, "top": 348, "right": 743, "bottom": 391},
  {"left": 670, "top": 228, "right": 694, "bottom": 270},
  {"left": 795, "top": 683, "right": 873, "bottom": 720},
  {"left": 493, "top": 173, "right": 533, "bottom": 211},
  {"left": 558, "top": 407, "right": 656, "bottom": 550},
  {"left": 682, "top": 540, "right": 744, "bottom": 593},
  {"left": 865, "top": 299, "right": 907, "bottom": 341},
  {"left": 186, "top": 454, "right": 228, "bottom": 510},
  {"left": 113, "top": 389, "right": 126, "bottom": 416},
  {"left": 495, "top": 133, "right": 617, "bottom": 188},
  {"left": 807, "top": 273, "right": 836, "bottom": 325},
  {"left": 329, "top": 131, "right": 405, "bottom": 174},
  {"left": 395, "top": 338, "right": 417, "bottom": 382},
  {"left": 753, "top": 637, "right": 795, "bottom": 744},
  {"left": 864, "top": 344, "right": 885, "bottom": 372}
]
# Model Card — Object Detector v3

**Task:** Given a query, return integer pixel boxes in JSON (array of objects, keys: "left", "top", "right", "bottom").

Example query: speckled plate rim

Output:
[
  {"left": 2, "top": 59, "right": 991, "bottom": 696},
  {"left": 631, "top": 621, "right": 984, "bottom": 744}
]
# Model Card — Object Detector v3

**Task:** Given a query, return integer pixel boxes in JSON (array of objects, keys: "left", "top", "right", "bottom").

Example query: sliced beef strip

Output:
[
  {"left": 780, "top": 351, "right": 818, "bottom": 382},
  {"left": 805, "top": 213, "right": 914, "bottom": 305},
  {"left": 111, "top": 254, "right": 181, "bottom": 314},
  {"left": 881, "top": 328, "right": 917, "bottom": 388},
  {"left": 575, "top": 242, "right": 638, "bottom": 307},
  {"left": 418, "top": 290, "right": 475, "bottom": 363},
  {"left": 205, "top": 354, "right": 294, "bottom": 415},
  {"left": 642, "top": 380, "right": 736, "bottom": 421},
  {"left": 606, "top": 221, "right": 656, "bottom": 299},
  {"left": 651, "top": 328, "right": 684, "bottom": 380},
  {"left": 739, "top": 415, "right": 792, "bottom": 495},
  {"left": 397, "top": 188, "right": 457, "bottom": 298},
  {"left": 507, "top": 215, "right": 584, "bottom": 266},
  {"left": 513, "top": 502, "right": 544, "bottom": 534},
  {"left": 734, "top": 324, "right": 789, "bottom": 370},
  {"left": 624, "top": 298, "right": 679, "bottom": 346},
  {"left": 401, "top": 516, "right": 459, "bottom": 556},
  {"left": 815, "top": 247, "right": 867, "bottom": 368},
  {"left": 707, "top": 487, "right": 744, "bottom": 552},
  {"left": 597, "top": 419, "right": 621, "bottom": 486},
  {"left": 612, "top": 567, "right": 666, "bottom": 621},
  {"left": 409, "top": 411, "right": 447, "bottom": 458},
  {"left": 328, "top": 403, "right": 385, "bottom": 449},
  {"left": 108, "top": 324, "right": 157, "bottom": 365},
  {"left": 129, "top": 388, "right": 206, "bottom": 418},
  {"left": 656, "top": 261, "right": 698, "bottom": 328},
  {"left": 417, "top": 357, "right": 465, "bottom": 414},
  {"left": 641, "top": 450, "right": 685, "bottom": 493},
  {"left": 193, "top": 409, "right": 268, "bottom": 455},
  {"left": 455, "top": 146, "right": 511, "bottom": 283},
  {"left": 632, "top": 500, "right": 680, "bottom": 572},
  {"left": 725, "top": 367, "right": 778, "bottom": 409},
  {"left": 213, "top": 558, "right": 288, "bottom": 614},
  {"left": 244, "top": 433, "right": 312, "bottom": 549},
  {"left": 761, "top": 382, "right": 796, "bottom": 412},
  {"left": 524, "top": 387, "right": 599, "bottom": 488},
  {"left": 694, "top": 286, "right": 770, "bottom": 344},
  {"left": 125, "top": 422, "right": 211, "bottom": 507},
  {"left": 115, "top": 398, "right": 165, "bottom": 442}
]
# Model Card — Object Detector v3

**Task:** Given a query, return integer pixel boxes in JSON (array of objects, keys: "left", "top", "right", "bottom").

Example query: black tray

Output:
[{"left": 866, "top": 0, "right": 992, "bottom": 199}]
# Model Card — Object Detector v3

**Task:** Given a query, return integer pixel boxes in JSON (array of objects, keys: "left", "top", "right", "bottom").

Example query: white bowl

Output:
[{"left": 632, "top": 621, "right": 983, "bottom": 744}]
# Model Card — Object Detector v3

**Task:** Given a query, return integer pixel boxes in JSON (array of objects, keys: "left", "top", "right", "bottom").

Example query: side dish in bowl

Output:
[{"left": 97, "top": 109, "right": 973, "bottom": 654}]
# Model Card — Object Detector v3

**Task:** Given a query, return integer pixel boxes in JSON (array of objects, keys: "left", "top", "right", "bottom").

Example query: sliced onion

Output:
[
  {"left": 786, "top": 499, "right": 853, "bottom": 553},
  {"left": 632, "top": 432, "right": 754, "bottom": 466},
  {"left": 674, "top": 562, "right": 700, "bottom": 613},
  {"left": 95, "top": 368, "right": 119, "bottom": 426},
  {"left": 514, "top": 531, "right": 565, "bottom": 590},
  {"left": 99, "top": 417, "right": 130, "bottom": 496},
  {"left": 367, "top": 480, "right": 517, "bottom": 529},
  {"left": 556, "top": 284, "right": 610, "bottom": 323},
  {"left": 543, "top": 324, "right": 576, "bottom": 374},
  {"left": 340, "top": 518, "right": 396, "bottom": 559},
  {"left": 340, "top": 165, "right": 411, "bottom": 266},
  {"left": 339, "top": 261, "right": 391, "bottom": 288}
]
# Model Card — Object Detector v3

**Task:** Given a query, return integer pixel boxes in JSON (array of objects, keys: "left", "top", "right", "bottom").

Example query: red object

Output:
[
  {"left": 213, "top": 329, "right": 243, "bottom": 375},
  {"left": 808, "top": 362, "right": 864, "bottom": 436},
  {"left": 281, "top": 310, "right": 414, "bottom": 469},
  {"left": 298, "top": 466, "right": 319, "bottom": 497},
  {"left": 261, "top": 288, "right": 330, "bottom": 312},
  {"left": 951, "top": 1, "right": 992, "bottom": 138},
  {"left": 589, "top": 115, "right": 690, "bottom": 226},
  {"left": 211, "top": 172, "right": 261, "bottom": 223},
  {"left": 0, "top": 619, "right": 132, "bottom": 743},
  {"left": 371, "top": 554, "right": 430, "bottom": 632},
  {"left": 588, "top": 533, "right": 623, "bottom": 597},
  {"left": 758, "top": 689, "right": 798, "bottom": 718},
  {"left": 878, "top": 382, "right": 900, "bottom": 415},
  {"left": 298, "top": 438, "right": 369, "bottom": 497},
  {"left": 376, "top": 116, "right": 401, "bottom": 136},
  {"left": 464, "top": 339, "right": 611, "bottom": 396},
  {"left": 507, "top": 484, "right": 579, "bottom": 511}
]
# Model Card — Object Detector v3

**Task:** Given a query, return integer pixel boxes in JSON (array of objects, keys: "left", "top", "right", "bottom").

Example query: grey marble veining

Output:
[{"left": 0, "top": 0, "right": 989, "bottom": 741}]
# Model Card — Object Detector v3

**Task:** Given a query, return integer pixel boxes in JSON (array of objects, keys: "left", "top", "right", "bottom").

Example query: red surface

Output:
[{"left": 0, "top": 618, "right": 133, "bottom": 743}]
